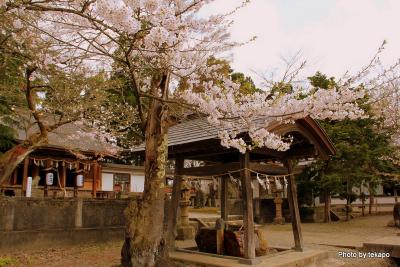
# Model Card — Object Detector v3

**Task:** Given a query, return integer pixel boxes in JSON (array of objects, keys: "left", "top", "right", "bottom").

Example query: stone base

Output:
[
  {"left": 176, "top": 225, "right": 195, "bottom": 240},
  {"left": 238, "top": 257, "right": 262, "bottom": 265},
  {"left": 273, "top": 217, "right": 285, "bottom": 225}
]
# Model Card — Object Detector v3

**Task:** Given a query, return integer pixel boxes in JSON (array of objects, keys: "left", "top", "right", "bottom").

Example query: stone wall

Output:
[{"left": 0, "top": 197, "right": 129, "bottom": 251}]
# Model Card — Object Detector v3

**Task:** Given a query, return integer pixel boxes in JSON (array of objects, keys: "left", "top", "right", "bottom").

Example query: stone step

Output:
[{"left": 363, "top": 236, "right": 400, "bottom": 258}]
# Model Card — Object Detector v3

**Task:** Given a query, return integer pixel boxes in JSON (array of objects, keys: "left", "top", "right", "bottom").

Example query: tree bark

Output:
[
  {"left": 0, "top": 142, "right": 39, "bottom": 186},
  {"left": 121, "top": 75, "right": 170, "bottom": 267},
  {"left": 0, "top": 67, "right": 49, "bottom": 186},
  {"left": 166, "top": 157, "right": 183, "bottom": 250},
  {"left": 324, "top": 190, "right": 331, "bottom": 223}
]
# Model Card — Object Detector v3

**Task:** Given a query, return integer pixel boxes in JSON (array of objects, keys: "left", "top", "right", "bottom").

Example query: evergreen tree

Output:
[{"left": 297, "top": 72, "right": 397, "bottom": 221}]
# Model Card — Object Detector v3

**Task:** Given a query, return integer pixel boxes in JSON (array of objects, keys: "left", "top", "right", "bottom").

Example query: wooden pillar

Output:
[
  {"left": 32, "top": 165, "right": 39, "bottom": 180},
  {"left": 240, "top": 151, "right": 256, "bottom": 259},
  {"left": 12, "top": 169, "right": 18, "bottom": 185},
  {"left": 221, "top": 176, "right": 228, "bottom": 221},
  {"left": 167, "top": 157, "right": 184, "bottom": 249},
  {"left": 216, "top": 218, "right": 225, "bottom": 255},
  {"left": 21, "top": 157, "right": 29, "bottom": 196},
  {"left": 284, "top": 159, "right": 304, "bottom": 251},
  {"left": 92, "top": 162, "right": 99, "bottom": 198},
  {"left": 98, "top": 164, "right": 102, "bottom": 190},
  {"left": 61, "top": 164, "right": 66, "bottom": 188},
  {"left": 74, "top": 162, "right": 78, "bottom": 198}
]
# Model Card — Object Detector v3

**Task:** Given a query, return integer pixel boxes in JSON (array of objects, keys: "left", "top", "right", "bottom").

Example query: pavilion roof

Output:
[
  {"left": 16, "top": 122, "right": 119, "bottom": 157},
  {"left": 133, "top": 116, "right": 335, "bottom": 161}
]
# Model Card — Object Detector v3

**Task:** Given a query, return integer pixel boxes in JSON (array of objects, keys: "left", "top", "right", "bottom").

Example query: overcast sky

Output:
[{"left": 201, "top": 0, "right": 400, "bottom": 84}]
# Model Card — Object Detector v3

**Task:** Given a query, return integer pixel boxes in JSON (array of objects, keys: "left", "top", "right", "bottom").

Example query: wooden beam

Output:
[
  {"left": 180, "top": 161, "right": 304, "bottom": 177},
  {"left": 167, "top": 157, "right": 184, "bottom": 250},
  {"left": 284, "top": 159, "right": 304, "bottom": 251},
  {"left": 180, "top": 162, "right": 240, "bottom": 176},
  {"left": 220, "top": 176, "right": 228, "bottom": 221},
  {"left": 249, "top": 162, "right": 304, "bottom": 175},
  {"left": 21, "top": 157, "right": 29, "bottom": 196},
  {"left": 251, "top": 148, "right": 286, "bottom": 159},
  {"left": 241, "top": 151, "right": 256, "bottom": 259}
]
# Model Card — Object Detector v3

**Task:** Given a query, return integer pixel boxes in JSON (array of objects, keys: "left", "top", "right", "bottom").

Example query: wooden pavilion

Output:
[
  {"left": 1, "top": 122, "right": 118, "bottom": 198},
  {"left": 133, "top": 116, "right": 336, "bottom": 263}
]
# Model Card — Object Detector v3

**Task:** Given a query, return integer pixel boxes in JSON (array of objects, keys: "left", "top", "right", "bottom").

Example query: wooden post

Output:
[
  {"left": 216, "top": 218, "right": 225, "bottom": 255},
  {"left": 61, "top": 164, "right": 66, "bottom": 188},
  {"left": 284, "top": 159, "right": 304, "bottom": 252},
  {"left": 21, "top": 157, "right": 29, "bottom": 196},
  {"left": 98, "top": 164, "right": 102, "bottom": 190},
  {"left": 221, "top": 176, "right": 228, "bottom": 221},
  {"left": 254, "top": 198, "right": 261, "bottom": 223},
  {"left": 240, "top": 151, "right": 256, "bottom": 259},
  {"left": 12, "top": 169, "right": 17, "bottom": 185},
  {"left": 74, "top": 163, "right": 78, "bottom": 198},
  {"left": 92, "top": 162, "right": 98, "bottom": 198},
  {"left": 167, "top": 157, "right": 184, "bottom": 250},
  {"left": 32, "top": 165, "right": 39, "bottom": 180}
]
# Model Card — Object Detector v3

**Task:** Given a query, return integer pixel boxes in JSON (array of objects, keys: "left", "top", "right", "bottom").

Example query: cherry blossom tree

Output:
[
  {"left": 3, "top": 1, "right": 399, "bottom": 266},
  {"left": 0, "top": 7, "right": 126, "bottom": 185}
]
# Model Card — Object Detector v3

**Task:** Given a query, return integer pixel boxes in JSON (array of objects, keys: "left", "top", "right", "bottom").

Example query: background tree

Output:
[
  {"left": 0, "top": 10, "right": 117, "bottom": 184},
  {"left": 297, "top": 72, "right": 398, "bottom": 222}
]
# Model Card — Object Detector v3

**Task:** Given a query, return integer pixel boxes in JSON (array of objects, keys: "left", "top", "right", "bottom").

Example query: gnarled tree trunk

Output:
[{"left": 121, "top": 77, "right": 171, "bottom": 266}]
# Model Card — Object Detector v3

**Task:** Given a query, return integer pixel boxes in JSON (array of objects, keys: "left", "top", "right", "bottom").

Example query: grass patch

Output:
[{"left": 0, "top": 257, "right": 14, "bottom": 267}]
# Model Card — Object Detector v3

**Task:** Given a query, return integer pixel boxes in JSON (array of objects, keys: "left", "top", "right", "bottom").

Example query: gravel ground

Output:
[{"left": 0, "top": 214, "right": 399, "bottom": 266}]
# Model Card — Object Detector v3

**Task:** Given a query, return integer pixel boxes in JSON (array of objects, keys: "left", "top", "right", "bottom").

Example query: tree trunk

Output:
[
  {"left": 121, "top": 82, "right": 170, "bottom": 266},
  {"left": 0, "top": 144, "right": 36, "bottom": 186},
  {"left": 324, "top": 190, "right": 331, "bottom": 223},
  {"left": 361, "top": 197, "right": 365, "bottom": 216},
  {"left": 369, "top": 186, "right": 374, "bottom": 215},
  {"left": 346, "top": 177, "right": 350, "bottom": 221}
]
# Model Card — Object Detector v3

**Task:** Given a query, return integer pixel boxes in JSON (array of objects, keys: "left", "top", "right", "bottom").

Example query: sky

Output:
[{"left": 201, "top": 0, "right": 400, "bottom": 84}]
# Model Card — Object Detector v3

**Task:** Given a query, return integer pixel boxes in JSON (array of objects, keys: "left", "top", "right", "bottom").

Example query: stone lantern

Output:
[
  {"left": 272, "top": 178, "right": 285, "bottom": 225},
  {"left": 176, "top": 179, "right": 195, "bottom": 240}
]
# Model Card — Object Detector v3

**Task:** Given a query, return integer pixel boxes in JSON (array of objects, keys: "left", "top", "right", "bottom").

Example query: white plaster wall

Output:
[
  {"left": 101, "top": 173, "right": 114, "bottom": 191},
  {"left": 131, "top": 175, "right": 145, "bottom": 192}
]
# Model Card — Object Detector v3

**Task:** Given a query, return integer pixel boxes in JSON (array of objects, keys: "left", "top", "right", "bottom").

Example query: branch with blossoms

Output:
[{"left": 4, "top": 0, "right": 400, "bottom": 156}]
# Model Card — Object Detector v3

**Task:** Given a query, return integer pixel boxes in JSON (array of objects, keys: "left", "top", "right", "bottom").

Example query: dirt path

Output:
[
  {"left": 263, "top": 214, "right": 399, "bottom": 248},
  {"left": 0, "top": 241, "right": 122, "bottom": 267},
  {"left": 0, "top": 215, "right": 398, "bottom": 266}
]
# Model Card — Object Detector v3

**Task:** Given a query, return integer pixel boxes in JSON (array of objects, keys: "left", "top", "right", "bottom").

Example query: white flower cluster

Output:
[
  {"left": 182, "top": 74, "right": 367, "bottom": 152},
  {"left": 8, "top": 0, "right": 380, "bottom": 154}
]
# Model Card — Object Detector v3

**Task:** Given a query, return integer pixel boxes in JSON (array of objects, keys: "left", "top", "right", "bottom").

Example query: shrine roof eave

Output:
[{"left": 132, "top": 116, "right": 336, "bottom": 161}]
